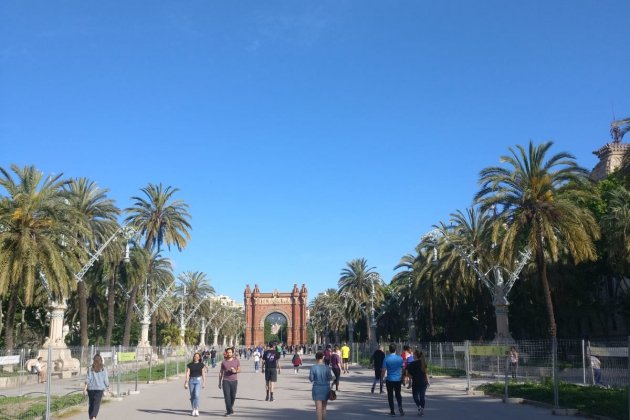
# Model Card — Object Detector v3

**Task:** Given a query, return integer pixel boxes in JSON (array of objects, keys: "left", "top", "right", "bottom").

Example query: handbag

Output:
[{"left": 328, "top": 390, "right": 337, "bottom": 401}]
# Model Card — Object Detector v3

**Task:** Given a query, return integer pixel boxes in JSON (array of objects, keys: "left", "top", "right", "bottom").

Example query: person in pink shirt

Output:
[{"left": 219, "top": 347, "right": 241, "bottom": 417}]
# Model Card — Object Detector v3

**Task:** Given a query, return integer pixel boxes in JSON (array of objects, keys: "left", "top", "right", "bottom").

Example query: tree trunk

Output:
[
  {"left": 151, "top": 314, "right": 157, "bottom": 347},
  {"left": 3, "top": 292, "right": 18, "bottom": 351},
  {"left": 536, "top": 240, "right": 557, "bottom": 337},
  {"left": 105, "top": 264, "right": 117, "bottom": 346},
  {"left": 428, "top": 279, "right": 436, "bottom": 338},
  {"left": 78, "top": 280, "right": 89, "bottom": 346},
  {"left": 122, "top": 285, "right": 139, "bottom": 347}
]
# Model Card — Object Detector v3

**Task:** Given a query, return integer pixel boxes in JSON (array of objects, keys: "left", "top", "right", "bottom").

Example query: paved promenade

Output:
[{"left": 62, "top": 353, "right": 571, "bottom": 419}]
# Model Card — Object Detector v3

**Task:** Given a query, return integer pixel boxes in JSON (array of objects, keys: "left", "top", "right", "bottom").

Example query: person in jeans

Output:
[
  {"left": 382, "top": 344, "right": 405, "bottom": 417},
  {"left": 184, "top": 352, "right": 206, "bottom": 417},
  {"left": 406, "top": 349, "right": 429, "bottom": 416},
  {"left": 219, "top": 347, "right": 241, "bottom": 416},
  {"left": 83, "top": 353, "right": 109, "bottom": 420}
]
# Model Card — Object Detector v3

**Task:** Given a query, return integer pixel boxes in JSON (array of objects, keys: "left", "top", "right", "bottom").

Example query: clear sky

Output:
[{"left": 1, "top": 1, "right": 629, "bottom": 305}]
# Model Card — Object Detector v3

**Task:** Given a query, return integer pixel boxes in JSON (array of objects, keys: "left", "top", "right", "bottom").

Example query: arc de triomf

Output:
[{"left": 243, "top": 283, "right": 308, "bottom": 346}]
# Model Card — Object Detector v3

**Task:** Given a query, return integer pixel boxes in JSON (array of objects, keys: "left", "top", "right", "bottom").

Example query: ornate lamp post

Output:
[
  {"left": 407, "top": 276, "right": 416, "bottom": 342},
  {"left": 422, "top": 228, "right": 531, "bottom": 342},
  {"left": 366, "top": 273, "right": 380, "bottom": 349}
]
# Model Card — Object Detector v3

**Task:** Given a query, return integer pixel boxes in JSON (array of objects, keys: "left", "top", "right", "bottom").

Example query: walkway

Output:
[{"left": 61, "top": 353, "right": 571, "bottom": 419}]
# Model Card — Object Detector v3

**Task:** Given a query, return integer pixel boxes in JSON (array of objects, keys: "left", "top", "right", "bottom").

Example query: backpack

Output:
[{"left": 292, "top": 354, "right": 302, "bottom": 366}]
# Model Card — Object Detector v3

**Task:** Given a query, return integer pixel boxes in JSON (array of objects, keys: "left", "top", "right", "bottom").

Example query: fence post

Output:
[
  {"left": 428, "top": 343, "right": 433, "bottom": 377},
  {"left": 465, "top": 340, "right": 470, "bottom": 392},
  {"left": 135, "top": 351, "right": 139, "bottom": 392},
  {"left": 504, "top": 353, "right": 509, "bottom": 400},
  {"left": 164, "top": 349, "right": 168, "bottom": 381},
  {"left": 439, "top": 343, "right": 443, "bottom": 368},
  {"left": 627, "top": 336, "right": 630, "bottom": 420},
  {"left": 45, "top": 346, "right": 52, "bottom": 420},
  {"left": 552, "top": 337, "right": 559, "bottom": 409},
  {"left": 148, "top": 350, "right": 152, "bottom": 383},
  {"left": 581, "top": 339, "right": 586, "bottom": 385}
]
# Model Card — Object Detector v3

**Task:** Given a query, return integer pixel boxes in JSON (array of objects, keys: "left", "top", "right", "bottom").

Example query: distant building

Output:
[
  {"left": 210, "top": 294, "right": 243, "bottom": 310},
  {"left": 592, "top": 119, "right": 630, "bottom": 181},
  {"left": 591, "top": 141, "right": 629, "bottom": 181}
]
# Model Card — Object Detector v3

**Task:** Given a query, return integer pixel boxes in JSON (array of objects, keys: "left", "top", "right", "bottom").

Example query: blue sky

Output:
[{"left": 1, "top": 1, "right": 629, "bottom": 304}]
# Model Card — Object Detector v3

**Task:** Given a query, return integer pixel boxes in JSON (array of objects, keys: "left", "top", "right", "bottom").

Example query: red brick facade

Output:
[{"left": 243, "top": 284, "right": 308, "bottom": 346}]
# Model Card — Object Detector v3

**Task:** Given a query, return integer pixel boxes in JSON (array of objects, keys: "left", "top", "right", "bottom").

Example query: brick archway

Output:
[{"left": 243, "top": 283, "right": 308, "bottom": 346}]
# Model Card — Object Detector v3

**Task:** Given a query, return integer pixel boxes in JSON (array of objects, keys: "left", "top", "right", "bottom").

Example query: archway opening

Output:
[{"left": 264, "top": 312, "right": 287, "bottom": 344}]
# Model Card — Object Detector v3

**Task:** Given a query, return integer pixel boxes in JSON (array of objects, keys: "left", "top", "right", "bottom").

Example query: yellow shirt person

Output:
[{"left": 341, "top": 344, "right": 351, "bottom": 374}]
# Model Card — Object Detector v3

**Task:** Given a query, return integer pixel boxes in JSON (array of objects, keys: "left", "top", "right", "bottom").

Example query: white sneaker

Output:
[
  {"left": 192, "top": 409, "right": 195, "bottom": 416},
  {"left": 195, "top": 409, "right": 199, "bottom": 416}
]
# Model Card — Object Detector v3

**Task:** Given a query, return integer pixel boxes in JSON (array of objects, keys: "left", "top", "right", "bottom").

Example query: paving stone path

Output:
[{"left": 61, "top": 353, "right": 572, "bottom": 419}]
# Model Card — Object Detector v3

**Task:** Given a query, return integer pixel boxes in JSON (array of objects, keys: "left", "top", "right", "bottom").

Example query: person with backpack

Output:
[{"left": 292, "top": 350, "right": 303, "bottom": 374}]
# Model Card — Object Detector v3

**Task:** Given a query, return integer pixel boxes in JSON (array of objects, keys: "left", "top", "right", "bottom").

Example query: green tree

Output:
[
  {"left": 0, "top": 165, "right": 86, "bottom": 350},
  {"left": 65, "top": 177, "right": 120, "bottom": 346},
  {"left": 338, "top": 258, "right": 384, "bottom": 344},
  {"left": 475, "top": 141, "right": 600, "bottom": 337},
  {"left": 124, "top": 183, "right": 192, "bottom": 252},
  {"left": 124, "top": 183, "right": 192, "bottom": 345}
]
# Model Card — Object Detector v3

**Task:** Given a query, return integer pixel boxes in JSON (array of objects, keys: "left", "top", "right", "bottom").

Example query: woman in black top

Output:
[
  {"left": 185, "top": 352, "right": 206, "bottom": 417},
  {"left": 406, "top": 349, "right": 429, "bottom": 416}
]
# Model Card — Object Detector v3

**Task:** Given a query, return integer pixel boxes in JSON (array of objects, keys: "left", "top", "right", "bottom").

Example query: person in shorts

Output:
[
  {"left": 341, "top": 342, "right": 351, "bottom": 374},
  {"left": 262, "top": 342, "right": 281, "bottom": 401}
]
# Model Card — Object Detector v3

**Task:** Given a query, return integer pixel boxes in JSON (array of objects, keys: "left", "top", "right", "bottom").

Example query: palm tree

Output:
[
  {"left": 338, "top": 258, "right": 384, "bottom": 344},
  {"left": 147, "top": 254, "right": 175, "bottom": 346},
  {"left": 124, "top": 183, "right": 192, "bottom": 345},
  {"left": 124, "top": 183, "right": 192, "bottom": 252},
  {"left": 174, "top": 271, "right": 215, "bottom": 342},
  {"left": 0, "top": 165, "right": 86, "bottom": 350},
  {"left": 475, "top": 141, "right": 600, "bottom": 337},
  {"left": 120, "top": 246, "right": 151, "bottom": 346},
  {"left": 65, "top": 177, "right": 120, "bottom": 346},
  {"left": 601, "top": 186, "right": 630, "bottom": 271}
]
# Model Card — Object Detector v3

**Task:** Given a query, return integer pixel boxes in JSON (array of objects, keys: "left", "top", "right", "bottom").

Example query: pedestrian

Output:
[
  {"left": 509, "top": 346, "right": 518, "bottom": 380},
  {"left": 210, "top": 347, "right": 217, "bottom": 368},
  {"left": 262, "top": 342, "right": 282, "bottom": 402},
  {"left": 219, "top": 347, "right": 240, "bottom": 417},
  {"left": 591, "top": 355, "right": 605, "bottom": 386},
  {"left": 330, "top": 346, "right": 342, "bottom": 391},
  {"left": 370, "top": 344, "right": 386, "bottom": 394},
  {"left": 184, "top": 352, "right": 206, "bottom": 417},
  {"left": 83, "top": 353, "right": 109, "bottom": 420},
  {"left": 402, "top": 345, "right": 414, "bottom": 389},
  {"left": 341, "top": 342, "right": 351, "bottom": 374},
  {"left": 253, "top": 348, "right": 261, "bottom": 373},
  {"left": 406, "top": 349, "right": 429, "bottom": 416},
  {"left": 33, "top": 356, "right": 47, "bottom": 383},
  {"left": 292, "top": 350, "right": 303, "bottom": 374},
  {"left": 382, "top": 343, "right": 405, "bottom": 417},
  {"left": 309, "top": 351, "right": 333, "bottom": 420},
  {"left": 323, "top": 345, "right": 332, "bottom": 366}
]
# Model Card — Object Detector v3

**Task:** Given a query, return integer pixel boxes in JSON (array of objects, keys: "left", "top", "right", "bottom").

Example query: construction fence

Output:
[{"left": 0, "top": 344, "right": 226, "bottom": 420}]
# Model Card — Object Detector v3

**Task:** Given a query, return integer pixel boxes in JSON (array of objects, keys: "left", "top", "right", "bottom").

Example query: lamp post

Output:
[
  {"left": 367, "top": 273, "right": 379, "bottom": 349},
  {"left": 407, "top": 276, "right": 416, "bottom": 342},
  {"left": 422, "top": 228, "right": 531, "bottom": 342}
]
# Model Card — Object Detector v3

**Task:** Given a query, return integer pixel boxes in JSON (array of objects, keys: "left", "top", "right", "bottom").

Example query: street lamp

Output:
[
  {"left": 407, "top": 276, "right": 416, "bottom": 342},
  {"left": 366, "top": 272, "right": 380, "bottom": 349}
]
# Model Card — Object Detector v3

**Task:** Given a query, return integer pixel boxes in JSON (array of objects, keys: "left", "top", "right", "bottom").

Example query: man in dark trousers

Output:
[
  {"left": 370, "top": 344, "right": 386, "bottom": 394},
  {"left": 382, "top": 343, "right": 405, "bottom": 416},
  {"left": 262, "top": 342, "right": 282, "bottom": 402}
]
